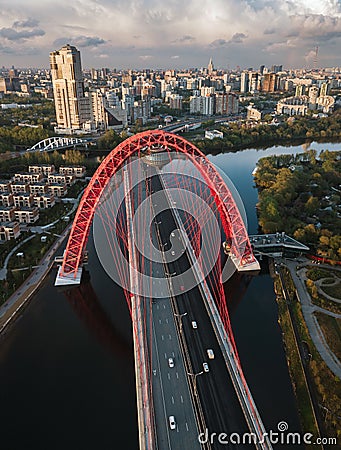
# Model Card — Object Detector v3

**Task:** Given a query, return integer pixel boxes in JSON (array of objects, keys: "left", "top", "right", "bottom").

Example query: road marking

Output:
[
  {"left": 168, "top": 373, "right": 171, "bottom": 380},
  {"left": 180, "top": 395, "right": 184, "bottom": 403},
  {"left": 171, "top": 396, "right": 174, "bottom": 404},
  {"left": 156, "top": 305, "right": 159, "bottom": 310},
  {"left": 186, "top": 422, "right": 189, "bottom": 432},
  {"left": 165, "top": 318, "right": 169, "bottom": 324},
  {"left": 159, "top": 319, "right": 162, "bottom": 324},
  {"left": 161, "top": 335, "right": 164, "bottom": 341},
  {"left": 169, "top": 334, "right": 172, "bottom": 340},
  {"left": 172, "top": 352, "right": 175, "bottom": 357},
  {"left": 163, "top": 304, "right": 166, "bottom": 309},
  {"left": 176, "top": 372, "right": 179, "bottom": 379},
  {"left": 164, "top": 353, "right": 167, "bottom": 359}
]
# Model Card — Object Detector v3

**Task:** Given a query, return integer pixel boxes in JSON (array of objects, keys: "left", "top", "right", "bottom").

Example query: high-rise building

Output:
[
  {"left": 50, "top": 44, "right": 91, "bottom": 133},
  {"left": 208, "top": 58, "right": 214, "bottom": 75},
  {"left": 169, "top": 94, "right": 183, "bottom": 110},
  {"left": 319, "top": 82, "right": 330, "bottom": 97},
  {"left": 88, "top": 89, "right": 106, "bottom": 130},
  {"left": 240, "top": 72, "right": 249, "bottom": 93},
  {"left": 262, "top": 73, "right": 277, "bottom": 93},
  {"left": 190, "top": 95, "right": 214, "bottom": 115},
  {"left": 215, "top": 93, "right": 239, "bottom": 115}
]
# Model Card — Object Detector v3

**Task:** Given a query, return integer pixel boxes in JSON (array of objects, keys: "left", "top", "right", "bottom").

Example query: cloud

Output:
[
  {"left": 264, "top": 28, "right": 276, "bottom": 35},
  {"left": 53, "top": 35, "right": 106, "bottom": 48},
  {"left": 289, "top": 14, "right": 341, "bottom": 41},
  {"left": 209, "top": 38, "right": 228, "bottom": 49},
  {"left": 228, "top": 32, "right": 247, "bottom": 44},
  {"left": 139, "top": 55, "right": 153, "bottom": 60},
  {"left": 171, "top": 55, "right": 180, "bottom": 59},
  {"left": 0, "top": 27, "right": 45, "bottom": 41},
  {"left": 0, "top": 0, "right": 341, "bottom": 68},
  {"left": 171, "top": 35, "right": 195, "bottom": 44},
  {"left": 209, "top": 33, "right": 247, "bottom": 48},
  {"left": 0, "top": 43, "right": 16, "bottom": 54},
  {"left": 13, "top": 18, "right": 39, "bottom": 29},
  {"left": 305, "top": 49, "right": 317, "bottom": 63}
]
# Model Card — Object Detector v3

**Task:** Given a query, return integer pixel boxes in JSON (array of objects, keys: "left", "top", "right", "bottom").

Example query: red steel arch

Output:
[{"left": 60, "top": 129, "right": 257, "bottom": 279}]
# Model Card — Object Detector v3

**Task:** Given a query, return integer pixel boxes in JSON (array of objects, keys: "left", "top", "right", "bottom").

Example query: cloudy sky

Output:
[{"left": 0, "top": 0, "right": 341, "bottom": 69}]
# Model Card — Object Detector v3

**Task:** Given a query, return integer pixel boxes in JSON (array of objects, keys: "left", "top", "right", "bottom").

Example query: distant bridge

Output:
[{"left": 27, "top": 136, "right": 93, "bottom": 153}]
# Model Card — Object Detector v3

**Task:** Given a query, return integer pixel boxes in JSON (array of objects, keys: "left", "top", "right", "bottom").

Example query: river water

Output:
[{"left": 0, "top": 141, "right": 339, "bottom": 450}]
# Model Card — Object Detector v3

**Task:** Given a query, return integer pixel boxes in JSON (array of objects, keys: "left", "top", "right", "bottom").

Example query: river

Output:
[{"left": 0, "top": 141, "right": 339, "bottom": 450}]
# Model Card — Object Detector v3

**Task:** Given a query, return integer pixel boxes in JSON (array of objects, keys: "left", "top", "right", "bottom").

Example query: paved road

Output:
[
  {"left": 136, "top": 177, "right": 202, "bottom": 450},
  {"left": 284, "top": 259, "right": 341, "bottom": 379},
  {"left": 149, "top": 170, "right": 252, "bottom": 449}
]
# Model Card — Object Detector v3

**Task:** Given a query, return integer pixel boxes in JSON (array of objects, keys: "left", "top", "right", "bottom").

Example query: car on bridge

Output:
[
  {"left": 203, "top": 362, "right": 209, "bottom": 373},
  {"left": 168, "top": 357, "right": 174, "bottom": 368},
  {"left": 207, "top": 349, "right": 215, "bottom": 359},
  {"left": 169, "top": 415, "right": 176, "bottom": 430}
]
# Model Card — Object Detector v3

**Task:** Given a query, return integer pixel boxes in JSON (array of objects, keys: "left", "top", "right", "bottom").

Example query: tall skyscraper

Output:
[
  {"left": 207, "top": 58, "right": 214, "bottom": 75},
  {"left": 50, "top": 44, "right": 91, "bottom": 133},
  {"left": 240, "top": 72, "right": 249, "bottom": 93}
]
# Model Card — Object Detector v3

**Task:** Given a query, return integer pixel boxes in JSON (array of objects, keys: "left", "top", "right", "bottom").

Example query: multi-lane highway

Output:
[
  {"left": 144, "top": 168, "right": 255, "bottom": 449},
  {"left": 139, "top": 176, "right": 203, "bottom": 450}
]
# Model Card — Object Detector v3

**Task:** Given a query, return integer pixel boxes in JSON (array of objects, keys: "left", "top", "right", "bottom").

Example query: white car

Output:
[
  {"left": 169, "top": 415, "right": 176, "bottom": 430},
  {"left": 207, "top": 349, "right": 214, "bottom": 359},
  {"left": 191, "top": 321, "right": 198, "bottom": 329},
  {"left": 203, "top": 362, "right": 209, "bottom": 373},
  {"left": 168, "top": 357, "right": 174, "bottom": 368}
]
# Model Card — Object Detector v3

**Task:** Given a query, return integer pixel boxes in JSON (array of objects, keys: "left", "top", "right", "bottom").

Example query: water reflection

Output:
[{"left": 61, "top": 270, "right": 131, "bottom": 358}]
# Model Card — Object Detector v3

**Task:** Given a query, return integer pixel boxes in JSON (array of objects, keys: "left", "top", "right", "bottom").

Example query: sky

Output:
[{"left": 0, "top": 0, "right": 341, "bottom": 70}]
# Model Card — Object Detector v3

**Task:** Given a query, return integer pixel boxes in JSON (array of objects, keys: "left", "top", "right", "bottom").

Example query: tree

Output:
[{"left": 305, "top": 196, "right": 319, "bottom": 215}]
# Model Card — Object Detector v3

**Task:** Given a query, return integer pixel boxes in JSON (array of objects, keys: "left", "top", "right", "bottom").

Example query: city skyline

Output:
[{"left": 0, "top": 0, "right": 341, "bottom": 69}]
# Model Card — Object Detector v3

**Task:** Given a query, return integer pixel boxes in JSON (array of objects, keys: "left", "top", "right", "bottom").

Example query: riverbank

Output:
[
  {"left": 0, "top": 223, "right": 70, "bottom": 335},
  {"left": 275, "top": 259, "right": 341, "bottom": 444}
]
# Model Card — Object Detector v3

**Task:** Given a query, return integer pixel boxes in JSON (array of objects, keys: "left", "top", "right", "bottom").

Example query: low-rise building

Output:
[
  {"left": 0, "top": 206, "right": 17, "bottom": 222},
  {"left": 14, "top": 207, "right": 39, "bottom": 224},
  {"left": 10, "top": 181, "right": 30, "bottom": 194},
  {"left": 0, "top": 193, "right": 14, "bottom": 207},
  {"left": 29, "top": 183, "right": 49, "bottom": 196},
  {"left": 246, "top": 104, "right": 262, "bottom": 121},
  {"left": 48, "top": 183, "right": 67, "bottom": 197},
  {"left": 34, "top": 194, "right": 56, "bottom": 209},
  {"left": 0, "top": 221, "right": 20, "bottom": 241},
  {"left": 0, "top": 180, "right": 11, "bottom": 193},
  {"left": 59, "top": 166, "right": 86, "bottom": 178},
  {"left": 205, "top": 130, "right": 224, "bottom": 139},
  {"left": 12, "top": 172, "right": 44, "bottom": 183},
  {"left": 48, "top": 173, "right": 75, "bottom": 186},
  {"left": 13, "top": 193, "right": 34, "bottom": 208},
  {"left": 28, "top": 164, "right": 55, "bottom": 175}
]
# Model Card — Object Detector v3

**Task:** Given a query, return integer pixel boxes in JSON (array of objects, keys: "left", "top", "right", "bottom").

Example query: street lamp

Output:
[
  {"left": 187, "top": 371, "right": 204, "bottom": 396},
  {"left": 174, "top": 311, "right": 187, "bottom": 333}
]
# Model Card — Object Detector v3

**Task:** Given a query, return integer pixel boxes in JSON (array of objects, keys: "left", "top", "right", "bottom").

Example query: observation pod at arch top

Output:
[{"left": 55, "top": 129, "right": 259, "bottom": 287}]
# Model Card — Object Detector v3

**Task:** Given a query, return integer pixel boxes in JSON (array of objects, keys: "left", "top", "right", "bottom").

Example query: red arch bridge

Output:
[{"left": 55, "top": 130, "right": 271, "bottom": 450}]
